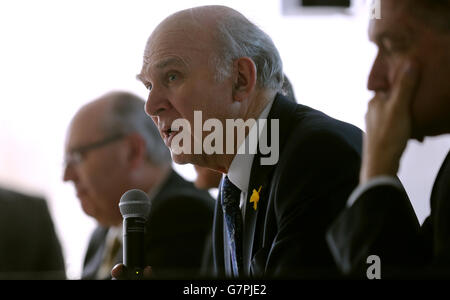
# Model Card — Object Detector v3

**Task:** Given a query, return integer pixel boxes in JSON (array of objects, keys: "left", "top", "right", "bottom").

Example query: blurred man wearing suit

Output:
[
  {"left": 326, "top": 0, "right": 450, "bottom": 278},
  {"left": 0, "top": 188, "right": 65, "bottom": 279},
  {"left": 63, "top": 91, "right": 214, "bottom": 279},
  {"left": 134, "top": 5, "right": 363, "bottom": 279}
]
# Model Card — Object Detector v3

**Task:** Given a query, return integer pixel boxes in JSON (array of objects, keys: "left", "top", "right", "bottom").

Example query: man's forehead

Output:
[
  {"left": 65, "top": 120, "right": 99, "bottom": 150},
  {"left": 369, "top": 21, "right": 408, "bottom": 42},
  {"left": 144, "top": 12, "right": 216, "bottom": 59},
  {"left": 68, "top": 104, "right": 105, "bottom": 141},
  {"left": 144, "top": 38, "right": 179, "bottom": 65},
  {"left": 143, "top": 32, "right": 202, "bottom": 66},
  {"left": 139, "top": 34, "right": 214, "bottom": 81},
  {"left": 138, "top": 55, "right": 190, "bottom": 81},
  {"left": 368, "top": 2, "right": 414, "bottom": 42}
]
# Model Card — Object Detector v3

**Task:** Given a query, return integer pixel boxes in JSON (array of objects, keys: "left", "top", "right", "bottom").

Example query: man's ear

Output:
[
  {"left": 125, "top": 133, "right": 146, "bottom": 168},
  {"left": 232, "top": 57, "right": 257, "bottom": 102}
]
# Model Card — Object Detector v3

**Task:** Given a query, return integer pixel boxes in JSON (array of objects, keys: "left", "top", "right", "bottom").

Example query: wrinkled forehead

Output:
[{"left": 143, "top": 12, "right": 217, "bottom": 64}]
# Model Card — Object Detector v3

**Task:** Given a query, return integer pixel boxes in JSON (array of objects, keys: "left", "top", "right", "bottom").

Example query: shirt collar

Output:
[{"left": 227, "top": 99, "right": 274, "bottom": 193}]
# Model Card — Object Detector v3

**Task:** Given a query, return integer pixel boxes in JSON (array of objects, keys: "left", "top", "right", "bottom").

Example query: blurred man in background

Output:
[
  {"left": 327, "top": 0, "right": 450, "bottom": 278},
  {"left": 0, "top": 187, "right": 65, "bottom": 279},
  {"left": 63, "top": 91, "right": 214, "bottom": 279}
]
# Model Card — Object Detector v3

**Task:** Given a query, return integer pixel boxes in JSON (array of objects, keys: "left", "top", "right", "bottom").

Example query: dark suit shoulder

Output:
[
  {"left": 272, "top": 107, "right": 362, "bottom": 205},
  {"left": 0, "top": 187, "right": 56, "bottom": 237},
  {"left": 0, "top": 188, "right": 46, "bottom": 210},
  {"left": 0, "top": 187, "right": 65, "bottom": 278},
  {"left": 290, "top": 103, "right": 362, "bottom": 151},
  {"left": 151, "top": 171, "right": 215, "bottom": 213},
  {"left": 143, "top": 172, "right": 215, "bottom": 277},
  {"left": 149, "top": 171, "right": 215, "bottom": 232}
]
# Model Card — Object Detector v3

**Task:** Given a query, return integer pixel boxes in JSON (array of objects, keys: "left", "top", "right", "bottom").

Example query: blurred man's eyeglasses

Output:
[{"left": 64, "top": 133, "right": 126, "bottom": 168}]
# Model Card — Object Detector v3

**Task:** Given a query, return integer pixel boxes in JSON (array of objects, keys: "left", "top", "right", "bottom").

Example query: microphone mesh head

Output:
[{"left": 119, "top": 189, "right": 151, "bottom": 220}]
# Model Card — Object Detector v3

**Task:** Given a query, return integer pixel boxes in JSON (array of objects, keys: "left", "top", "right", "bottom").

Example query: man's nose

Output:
[
  {"left": 145, "top": 85, "right": 172, "bottom": 117},
  {"left": 63, "top": 163, "right": 77, "bottom": 182},
  {"left": 367, "top": 53, "right": 389, "bottom": 93}
]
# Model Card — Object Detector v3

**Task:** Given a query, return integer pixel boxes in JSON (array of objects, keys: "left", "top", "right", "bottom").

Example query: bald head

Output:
[
  {"left": 67, "top": 95, "right": 112, "bottom": 147},
  {"left": 146, "top": 5, "right": 242, "bottom": 52},
  {"left": 161, "top": 5, "right": 237, "bottom": 29},
  {"left": 142, "top": 5, "right": 283, "bottom": 91}
]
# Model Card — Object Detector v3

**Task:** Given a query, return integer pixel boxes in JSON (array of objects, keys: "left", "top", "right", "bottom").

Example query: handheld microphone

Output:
[{"left": 119, "top": 189, "right": 151, "bottom": 279}]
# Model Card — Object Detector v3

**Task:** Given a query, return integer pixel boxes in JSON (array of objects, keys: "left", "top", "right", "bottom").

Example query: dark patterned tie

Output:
[{"left": 221, "top": 176, "right": 243, "bottom": 277}]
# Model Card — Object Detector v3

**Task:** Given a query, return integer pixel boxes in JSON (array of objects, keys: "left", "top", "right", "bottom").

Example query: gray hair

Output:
[
  {"left": 102, "top": 91, "right": 172, "bottom": 166},
  {"left": 209, "top": 11, "right": 284, "bottom": 92},
  {"left": 281, "top": 74, "right": 297, "bottom": 103}
]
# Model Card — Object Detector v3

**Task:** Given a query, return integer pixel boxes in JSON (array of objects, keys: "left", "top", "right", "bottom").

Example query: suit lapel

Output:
[
  {"left": 242, "top": 94, "right": 300, "bottom": 276},
  {"left": 82, "top": 227, "right": 108, "bottom": 279}
]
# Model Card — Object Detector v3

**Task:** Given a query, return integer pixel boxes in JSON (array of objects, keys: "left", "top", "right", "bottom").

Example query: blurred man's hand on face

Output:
[{"left": 361, "top": 60, "right": 419, "bottom": 184}]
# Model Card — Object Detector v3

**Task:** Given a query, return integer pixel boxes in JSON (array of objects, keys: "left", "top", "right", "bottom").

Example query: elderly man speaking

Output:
[{"left": 126, "top": 5, "right": 363, "bottom": 279}]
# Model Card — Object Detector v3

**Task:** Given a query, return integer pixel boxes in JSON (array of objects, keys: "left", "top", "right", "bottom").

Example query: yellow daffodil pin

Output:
[{"left": 249, "top": 186, "right": 262, "bottom": 211}]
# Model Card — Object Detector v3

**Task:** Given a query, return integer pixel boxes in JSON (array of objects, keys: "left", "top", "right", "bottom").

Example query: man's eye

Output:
[
  {"left": 145, "top": 83, "right": 153, "bottom": 91},
  {"left": 381, "top": 39, "right": 394, "bottom": 52},
  {"left": 168, "top": 74, "right": 177, "bottom": 82},
  {"left": 381, "top": 38, "right": 407, "bottom": 56}
]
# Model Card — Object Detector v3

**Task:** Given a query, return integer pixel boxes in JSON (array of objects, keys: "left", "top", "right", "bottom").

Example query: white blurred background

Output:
[{"left": 0, "top": 0, "right": 448, "bottom": 279}]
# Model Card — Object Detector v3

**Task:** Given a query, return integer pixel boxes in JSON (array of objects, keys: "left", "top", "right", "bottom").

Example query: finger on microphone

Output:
[
  {"left": 143, "top": 266, "right": 153, "bottom": 279},
  {"left": 111, "top": 263, "right": 126, "bottom": 280}
]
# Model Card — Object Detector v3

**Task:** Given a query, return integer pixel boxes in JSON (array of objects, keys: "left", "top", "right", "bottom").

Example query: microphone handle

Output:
[{"left": 123, "top": 217, "right": 146, "bottom": 279}]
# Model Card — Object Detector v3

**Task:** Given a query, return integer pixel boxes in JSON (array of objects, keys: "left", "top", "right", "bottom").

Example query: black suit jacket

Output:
[
  {"left": 212, "top": 94, "right": 363, "bottom": 279},
  {"left": 326, "top": 150, "right": 450, "bottom": 278},
  {"left": 0, "top": 188, "right": 66, "bottom": 279},
  {"left": 82, "top": 170, "right": 215, "bottom": 279}
]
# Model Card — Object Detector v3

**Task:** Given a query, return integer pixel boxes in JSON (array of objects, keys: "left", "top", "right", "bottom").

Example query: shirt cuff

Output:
[{"left": 347, "top": 176, "right": 404, "bottom": 207}]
